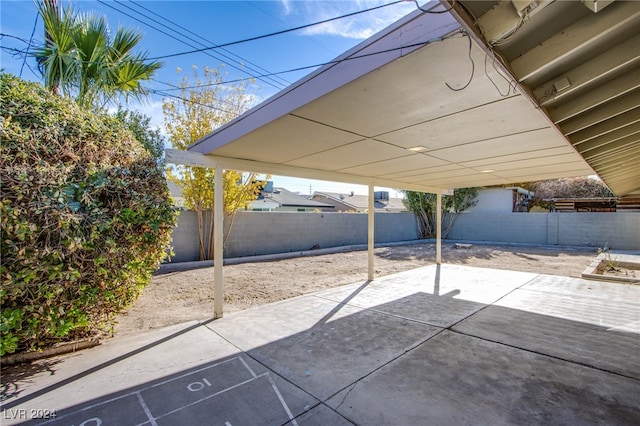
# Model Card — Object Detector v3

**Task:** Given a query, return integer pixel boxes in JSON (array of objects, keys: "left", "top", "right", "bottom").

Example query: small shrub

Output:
[{"left": 0, "top": 74, "right": 177, "bottom": 355}]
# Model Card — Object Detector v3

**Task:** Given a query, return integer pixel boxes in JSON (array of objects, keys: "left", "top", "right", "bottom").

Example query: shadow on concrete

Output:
[
  {"left": 0, "top": 359, "right": 61, "bottom": 403},
  {"left": 0, "top": 320, "right": 213, "bottom": 412},
  {"left": 4, "top": 273, "right": 639, "bottom": 425},
  {"left": 313, "top": 280, "right": 372, "bottom": 328},
  {"left": 16, "top": 353, "right": 319, "bottom": 426}
]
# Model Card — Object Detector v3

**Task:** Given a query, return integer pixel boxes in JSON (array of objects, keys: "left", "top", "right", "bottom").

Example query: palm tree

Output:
[{"left": 33, "top": 0, "right": 161, "bottom": 109}]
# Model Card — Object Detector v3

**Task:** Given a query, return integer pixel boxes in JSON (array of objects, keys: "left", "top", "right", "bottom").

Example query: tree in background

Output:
[
  {"left": 33, "top": 0, "right": 161, "bottom": 109},
  {"left": 114, "top": 108, "right": 165, "bottom": 167},
  {"left": 163, "top": 66, "right": 264, "bottom": 260},
  {"left": 403, "top": 188, "right": 478, "bottom": 239},
  {"left": 529, "top": 177, "right": 614, "bottom": 205}
]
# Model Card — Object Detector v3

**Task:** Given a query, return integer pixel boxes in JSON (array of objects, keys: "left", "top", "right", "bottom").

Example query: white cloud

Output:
[
  {"left": 132, "top": 98, "right": 167, "bottom": 133},
  {"left": 108, "top": 98, "right": 165, "bottom": 132},
  {"left": 280, "top": 0, "right": 292, "bottom": 15},
  {"left": 287, "top": 0, "right": 415, "bottom": 39}
]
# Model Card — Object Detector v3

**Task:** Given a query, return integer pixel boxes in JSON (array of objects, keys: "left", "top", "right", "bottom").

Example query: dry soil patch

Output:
[{"left": 114, "top": 242, "right": 597, "bottom": 337}]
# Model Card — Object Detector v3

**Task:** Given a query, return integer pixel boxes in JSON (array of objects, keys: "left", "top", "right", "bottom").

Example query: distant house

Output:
[
  {"left": 167, "top": 180, "right": 185, "bottom": 208},
  {"left": 248, "top": 184, "right": 334, "bottom": 212},
  {"left": 168, "top": 180, "right": 332, "bottom": 212},
  {"left": 310, "top": 191, "right": 407, "bottom": 212},
  {"left": 467, "top": 187, "right": 533, "bottom": 213}
]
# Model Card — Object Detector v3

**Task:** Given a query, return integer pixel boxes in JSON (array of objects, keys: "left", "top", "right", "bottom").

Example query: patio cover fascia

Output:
[{"left": 166, "top": 1, "right": 594, "bottom": 318}]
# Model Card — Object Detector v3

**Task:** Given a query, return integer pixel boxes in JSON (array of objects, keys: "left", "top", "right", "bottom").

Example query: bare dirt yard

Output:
[{"left": 113, "top": 242, "right": 598, "bottom": 337}]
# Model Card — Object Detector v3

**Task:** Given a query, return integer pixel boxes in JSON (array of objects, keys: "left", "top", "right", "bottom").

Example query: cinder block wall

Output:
[
  {"left": 555, "top": 213, "right": 639, "bottom": 248},
  {"left": 169, "top": 211, "right": 419, "bottom": 262},
  {"left": 168, "top": 210, "right": 201, "bottom": 262},
  {"left": 447, "top": 212, "right": 640, "bottom": 250},
  {"left": 445, "top": 213, "right": 549, "bottom": 245},
  {"left": 169, "top": 211, "right": 639, "bottom": 263}
]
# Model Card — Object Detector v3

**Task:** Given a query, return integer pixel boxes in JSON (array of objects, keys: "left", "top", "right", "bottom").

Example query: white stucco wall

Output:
[{"left": 467, "top": 188, "right": 513, "bottom": 213}]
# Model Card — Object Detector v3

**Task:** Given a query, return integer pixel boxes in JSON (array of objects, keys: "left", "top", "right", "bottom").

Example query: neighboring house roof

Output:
[
  {"left": 247, "top": 198, "right": 280, "bottom": 210},
  {"left": 249, "top": 187, "right": 334, "bottom": 210},
  {"left": 312, "top": 191, "right": 407, "bottom": 212},
  {"left": 169, "top": 180, "right": 331, "bottom": 210}
]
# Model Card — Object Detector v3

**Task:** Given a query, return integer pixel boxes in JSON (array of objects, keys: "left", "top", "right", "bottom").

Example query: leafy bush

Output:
[{"left": 0, "top": 74, "right": 176, "bottom": 356}]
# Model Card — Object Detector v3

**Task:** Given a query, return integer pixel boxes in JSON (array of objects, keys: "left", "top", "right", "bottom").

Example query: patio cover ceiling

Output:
[
  {"left": 173, "top": 0, "right": 639, "bottom": 196},
  {"left": 453, "top": 0, "right": 640, "bottom": 196}
]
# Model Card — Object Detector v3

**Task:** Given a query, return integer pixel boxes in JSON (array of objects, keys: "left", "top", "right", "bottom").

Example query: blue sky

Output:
[{"left": 1, "top": 0, "right": 420, "bottom": 195}]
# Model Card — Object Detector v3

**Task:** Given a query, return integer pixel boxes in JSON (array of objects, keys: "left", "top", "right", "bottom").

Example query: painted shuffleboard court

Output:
[{"left": 28, "top": 357, "right": 300, "bottom": 426}]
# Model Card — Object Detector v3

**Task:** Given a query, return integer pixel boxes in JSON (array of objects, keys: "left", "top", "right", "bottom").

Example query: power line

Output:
[
  {"left": 412, "top": 0, "right": 456, "bottom": 14},
  {"left": 151, "top": 77, "right": 261, "bottom": 111},
  {"left": 4, "top": 0, "right": 468, "bottom": 109},
  {"left": 95, "top": 1, "right": 234, "bottom": 73},
  {"left": 4, "top": 0, "right": 445, "bottom": 78},
  {"left": 129, "top": 0, "right": 290, "bottom": 89},
  {"left": 3, "top": 27, "right": 464, "bottom": 99},
  {"left": 0, "top": 34, "right": 40, "bottom": 78},
  {"left": 146, "top": 30, "right": 463, "bottom": 120},
  {"left": 98, "top": 0, "right": 287, "bottom": 92},
  {"left": 0, "top": 33, "right": 36, "bottom": 46},
  {"left": 147, "top": 0, "right": 407, "bottom": 60},
  {"left": 154, "top": 32, "right": 464, "bottom": 92},
  {"left": 148, "top": 87, "right": 244, "bottom": 116},
  {"left": 20, "top": 14, "right": 39, "bottom": 78},
  {"left": 245, "top": 0, "right": 338, "bottom": 61}
]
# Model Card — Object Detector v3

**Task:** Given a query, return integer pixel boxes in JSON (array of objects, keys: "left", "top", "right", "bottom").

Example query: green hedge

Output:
[{"left": 0, "top": 74, "right": 177, "bottom": 356}]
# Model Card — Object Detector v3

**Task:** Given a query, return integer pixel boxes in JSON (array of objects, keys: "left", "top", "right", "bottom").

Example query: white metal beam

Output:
[
  {"left": 548, "top": 73, "right": 640, "bottom": 124},
  {"left": 535, "top": 34, "right": 640, "bottom": 108},
  {"left": 569, "top": 108, "right": 640, "bottom": 145},
  {"left": 560, "top": 92, "right": 639, "bottom": 136},
  {"left": 476, "top": 0, "right": 553, "bottom": 45},
  {"left": 576, "top": 126, "right": 640, "bottom": 154},
  {"left": 165, "top": 149, "right": 453, "bottom": 195},
  {"left": 511, "top": 2, "right": 640, "bottom": 82}
]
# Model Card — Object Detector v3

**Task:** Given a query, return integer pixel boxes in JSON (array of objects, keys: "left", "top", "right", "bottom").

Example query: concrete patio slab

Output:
[
  {"left": 2, "top": 327, "right": 319, "bottom": 426},
  {"left": 284, "top": 403, "right": 355, "bottom": 426},
  {"left": 523, "top": 273, "right": 640, "bottom": 305},
  {"left": 316, "top": 265, "right": 538, "bottom": 327},
  {"left": 24, "top": 354, "right": 318, "bottom": 426},
  {"left": 208, "top": 292, "right": 371, "bottom": 350},
  {"left": 453, "top": 276, "right": 640, "bottom": 379},
  {"left": 326, "top": 330, "right": 640, "bottom": 425},
  {"left": 209, "top": 292, "right": 441, "bottom": 401},
  {"left": 1, "top": 321, "right": 241, "bottom": 413},
  {"left": 2, "top": 264, "right": 639, "bottom": 425}
]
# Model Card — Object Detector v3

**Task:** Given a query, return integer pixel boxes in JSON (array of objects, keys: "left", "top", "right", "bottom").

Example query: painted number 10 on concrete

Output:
[{"left": 187, "top": 377, "right": 212, "bottom": 392}]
